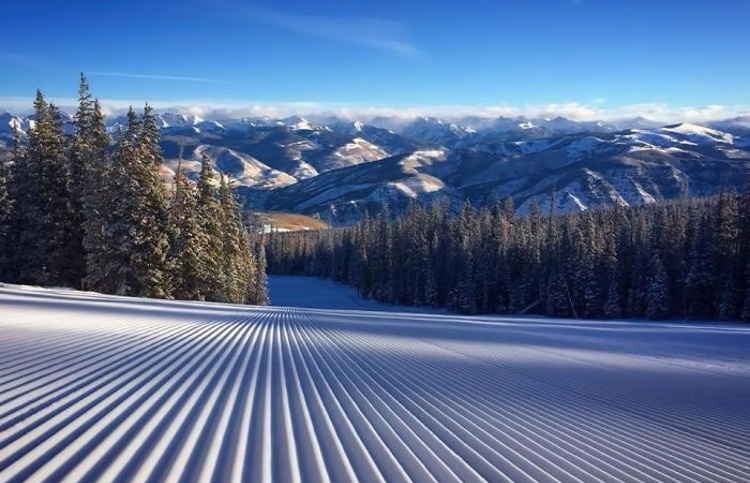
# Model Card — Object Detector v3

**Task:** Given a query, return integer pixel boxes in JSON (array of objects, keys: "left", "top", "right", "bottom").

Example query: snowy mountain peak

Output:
[
  {"left": 661, "top": 123, "right": 734, "bottom": 144},
  {"left": 157, "top": 112, "right": 204, "bottom": 128},
  {"left": 282, "top": 116, "right": 317, "bottom": 131}
]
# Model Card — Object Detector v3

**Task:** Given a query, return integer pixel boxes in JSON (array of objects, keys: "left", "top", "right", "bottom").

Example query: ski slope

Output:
[{"left": 1, "top": 278, "right": 749, "bottom": 482}]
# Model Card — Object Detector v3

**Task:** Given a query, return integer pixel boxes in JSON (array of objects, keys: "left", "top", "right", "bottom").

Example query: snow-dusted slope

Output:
[{"left": 1, "top": 280, "right": 749, "bottom": 482}]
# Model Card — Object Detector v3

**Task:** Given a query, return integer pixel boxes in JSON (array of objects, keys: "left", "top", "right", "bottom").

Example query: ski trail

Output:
[{"left": 1, "top": 284, "right": 749, "bottom": 482}]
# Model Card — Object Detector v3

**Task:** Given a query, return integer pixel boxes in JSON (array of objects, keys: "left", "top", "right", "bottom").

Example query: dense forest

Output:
[
  {"left": 0, "top": 75, "right": 267, "bottom": 304},
  {"left": 267, "top": 192, "right": 750, "bottom": 320}
]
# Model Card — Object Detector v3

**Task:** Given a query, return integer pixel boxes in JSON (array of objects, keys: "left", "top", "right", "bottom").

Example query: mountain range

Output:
[{"left": 2, "top": 111, "right": 749, "bottom": 223}]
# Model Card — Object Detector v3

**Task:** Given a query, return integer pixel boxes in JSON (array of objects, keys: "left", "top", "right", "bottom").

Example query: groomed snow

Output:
[{"left": 1, "top": 277, "right": 749, "bottom": 482}]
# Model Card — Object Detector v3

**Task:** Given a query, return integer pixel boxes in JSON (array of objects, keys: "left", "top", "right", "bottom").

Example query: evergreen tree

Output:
[
  {"left": 13, "top": 92, "right": 78, "bottom": 286},
  {"left": 2, "top": 76, "right": 268, "bottom": 306},
  {"left": 684, "top": 216, "right": 716, "bottom": 319},
  {"left": 107, "top": 107, "right": 171, "bottom": 297},
  {"left": 71, "top": 74, "right": 113, "bottom": 289},
  {"left": 217, "top": 174, "right": 249, "bottom": 303},
  {"left": 715, "top": 190, "right": 741, "bottom": 319},
  {"left": 265, "top": 192, "right": 749, "bottom": 320},
  {"left": 252, "top": 238, "right": 269, "bottom": 305},
  {"left": 170, "top": 166, "right": 209, "bottom": 300},
  {"left": 0, "top": 128, "right": 15, "bottom": 280},
  {"left": 80, "top": 99, "right": 114, "bottom": 291},
  {"left": 645, "top": 254, "right": 669, "bottom": 320},
  {"left": 195, "top": 153, "right": 224, "bottom": 300},
  {"left": 141, "top": 104, "right": 164, "bottom": 166}
]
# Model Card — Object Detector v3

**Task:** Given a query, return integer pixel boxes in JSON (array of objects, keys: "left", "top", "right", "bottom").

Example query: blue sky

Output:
[{"left": 1, "top": 0, "right": 749, "bottom": 120}]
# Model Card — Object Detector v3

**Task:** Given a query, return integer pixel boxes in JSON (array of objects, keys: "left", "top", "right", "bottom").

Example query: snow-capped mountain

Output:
[
  {"left": 0, "top": 112, "right": 35, "bottom": 135},
  {"left": 2, "top": 110, "right": 749, "bottom": 222},
  {"left": 400, "top": 117, "right": 475, "bottom": 148}
]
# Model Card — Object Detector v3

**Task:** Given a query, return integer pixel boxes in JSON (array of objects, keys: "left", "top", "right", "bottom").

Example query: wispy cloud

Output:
[
  {"left": 87, "top": 71, "right": 229, "bottom": 84},
  {"left": 228, "top": 6, "right": 423, "bottom": 58}
]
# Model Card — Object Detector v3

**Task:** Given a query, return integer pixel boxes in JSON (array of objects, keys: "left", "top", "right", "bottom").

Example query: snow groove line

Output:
[
  {"left": 0, "top": 317, "right": 246, "bottom": 482},
  {"left": 230, "top": 313, "right": 272, "bottom": 482},
  {"left": 310, "top": 314, "right": 748, "bottom": 483},
  {"left": 358, "top": 335, "right": 655, "bottom": 483},
  {"left": 416, "top": 339, "right": 750, "bottom": 480},
  {"left": 1, "top": 287, "right": 749, "bottom": 483},
  {"left": 195, "top": 311, "right": 267, "bottom": 483},
  {"left": 288, "top": 311, "right": 427, "bottom": 483},
  {"left": 278, "top": 311, "right": 333, "bottom": 483},
  {"left": 315, "top": 323, "right": 596, "bottom": 483},
  {"left": 292, "top": 313, "right": 475, "bottom": 483},
  {"left": 30, "top": 316, "right": 257, "bottom": 483},
  {"left": 353, "top": 328, "right": 741, "bottom": 483},
  {"left": 334, "top": 327, "right": 665, "bottom": 483},
  {"left": 163, "top": 315, "right": 265, "bottom": 482},
  {"left": 125, "top": 315, "right": 262, "bottom": 483},
  {"left": 478, "top": 339, "right": 750, "bottom": 446},
  {"left": 302, "top": 314, "right": 563, "bottom": 483},
  {"left": 284, "top": 313, "right": 398, "bottom": 482},
  {"left": 284, "top": 310, "right": 381, "bottom": 483},
  {"left": 0, "top": 318, "right": 206, "bottom": 419},
  {"left": 0, "top": 317, "right": 218, "bottom": 439},
  {"left": 340, "top": 326, "right": 748, "bottom": 479},
  {"left": 95, "top": 316, "right": 258, "bottom": 481}
]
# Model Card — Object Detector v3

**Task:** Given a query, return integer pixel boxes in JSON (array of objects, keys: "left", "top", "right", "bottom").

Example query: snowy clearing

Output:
[{"left": 1, "top": 278, "right": 749, "bottom": 482}]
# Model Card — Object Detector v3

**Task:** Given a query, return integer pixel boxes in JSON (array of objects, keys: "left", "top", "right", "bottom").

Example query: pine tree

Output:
[
  {"left": 71, "top": 74, "right": 113, "bottom": 289},
  {"left": 715, "top": 190, "right": 741, "bottom": 319},
  {"left": 141, "top": 104, "right": 164, "bottom": 166},
  {"left": 0, "top": 128, "right": 15, "bottom": 280},
  {"left": 645, "top": 254, "right": 669, "bottom": 320},
  {"left": 80, "top": 99, "right": 115, "bottom": 291},
  {"left": 264, "top": 175, "right": 749, "bottom": 320},
  {"left": 170, "top": 166, "right": 209, "bottom": 300},
  {"left": 684, "top": 215, "right": 716, "bottom": 319},
  {"left": 217, "top": 174, "right": 248, "bottom": 303},
  {"left": 107, "top": 107, "right": 171, "bottom": 297},
  {"left": 14, "top": 92, "right": 78, "bottom": 286},
  {"left": 195, "top": 153, "right": 224, "bottom": 300},
  {"left": 252, "top": 238, "right": 269, "bottom": 305},
  {"left": 8, "top": 114, "right": 39, "bottom": 284}
]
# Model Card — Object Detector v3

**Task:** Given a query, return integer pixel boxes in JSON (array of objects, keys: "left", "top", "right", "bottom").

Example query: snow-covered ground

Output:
[{"left": 1, "top": 278, "right": 749, "bottom": 482}]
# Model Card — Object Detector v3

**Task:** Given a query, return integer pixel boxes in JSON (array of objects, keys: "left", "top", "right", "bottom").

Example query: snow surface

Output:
[{"left": 0, "top": 277, "right": 749, "bottom": 482}]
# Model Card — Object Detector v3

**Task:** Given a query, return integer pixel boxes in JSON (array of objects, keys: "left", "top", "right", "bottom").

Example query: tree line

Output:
[
  {"left": 267, "top": 193, "right": 750, "bottom": 320},
  {"left": 0, "top": 74, "right": 267, "bottom": 304}
]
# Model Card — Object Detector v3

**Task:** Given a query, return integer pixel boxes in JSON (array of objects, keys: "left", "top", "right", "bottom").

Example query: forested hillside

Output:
[
  {"left": 0, "top": 75, "right": 267, "bottom": 304},
  {"left": 267, "top": 192, "right": 750, "bottom": 320}
]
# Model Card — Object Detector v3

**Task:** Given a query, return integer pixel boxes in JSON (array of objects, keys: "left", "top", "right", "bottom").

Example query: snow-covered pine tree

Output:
[
  {"left": 195, "top": 153, "right": 224, "bottom": 300},
  {"left": 107, "top": 107, "right": 171, "bottom": 298},
  {"left": 0, "top": 128, "right": 15, "bottom": 280},
  {"left": 252, "top": 238, "right": 269, "bottom": 305},
  {"left": 80, "top": 100, "right": 115, "bottom": 291},
  {"left": 67, "top": 73, "right": 94, "bottom": 287},
  {"left": 70, "top": 74, "right": 113, "bottom": 290},
  {"left": 141, "top": 104, "right": 165, "bottom": 166},
  {"left": 13, "top": 92, "right": 78, "bottom": 286},
  {"left": 216, "top": 173, "right": 248, "bottom": 303},
  {"left": 262, "top": 160, "right": 745, "bottom": 320},
  {"left": 217, "top": 174, "right": 268, "bottom": 304},
  {"left": 170, "top": 166, "right": 209, "bottom": 300}
]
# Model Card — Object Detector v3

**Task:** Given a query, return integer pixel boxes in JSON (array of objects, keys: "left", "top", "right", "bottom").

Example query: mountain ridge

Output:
[{"left": 2, "top": 111, "right": 748, "bottom": 222}]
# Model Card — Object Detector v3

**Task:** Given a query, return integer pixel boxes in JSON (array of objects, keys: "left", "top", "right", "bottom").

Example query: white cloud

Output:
[{"left": 0, "top": 96, "right": 746, "bottom": 123}]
